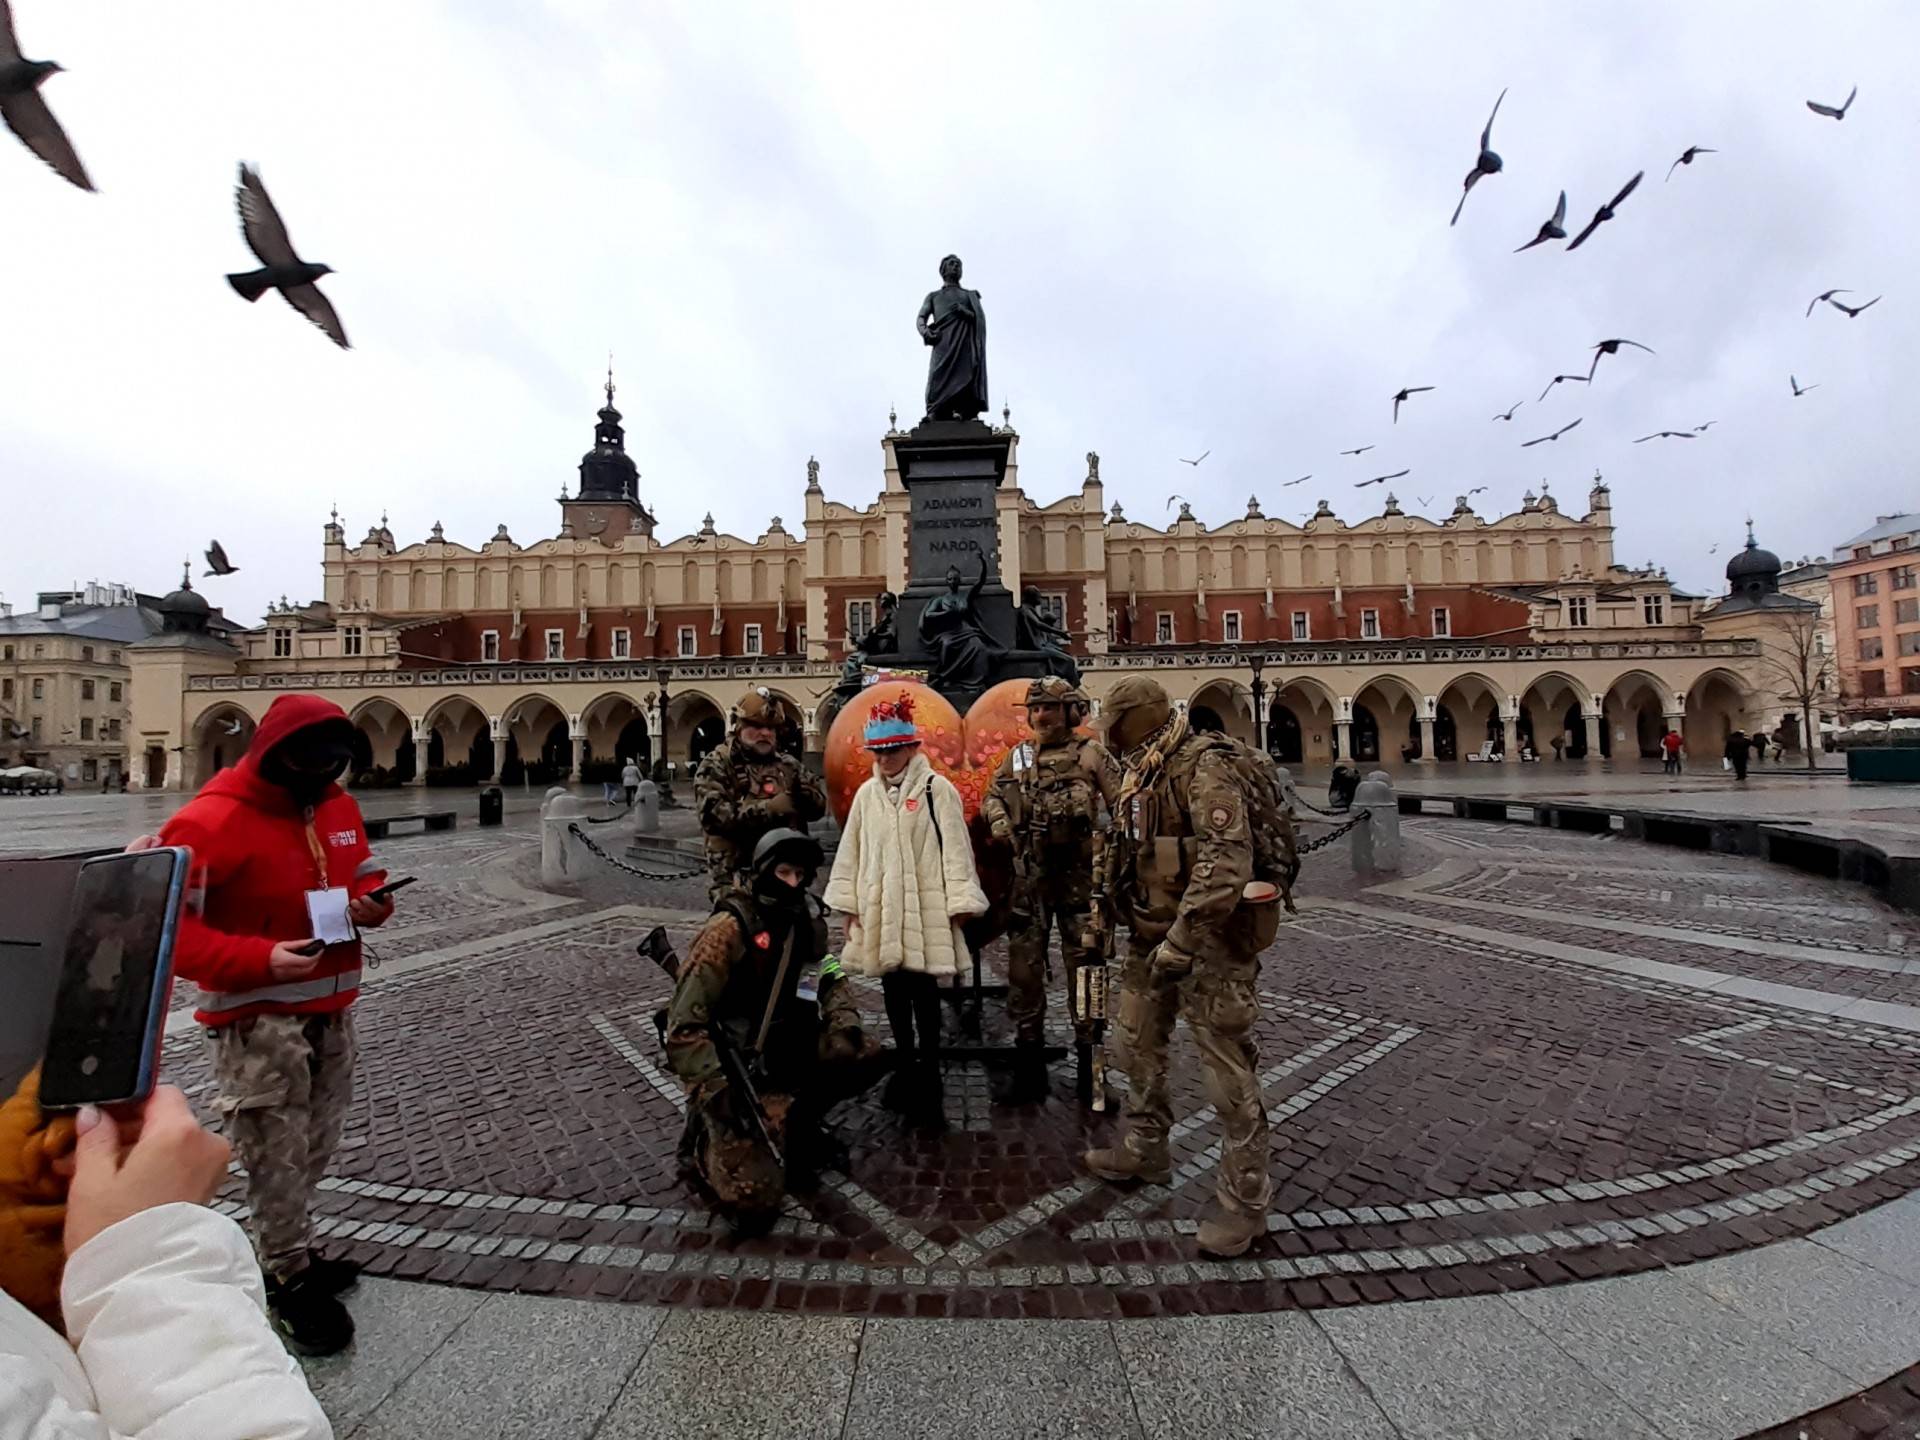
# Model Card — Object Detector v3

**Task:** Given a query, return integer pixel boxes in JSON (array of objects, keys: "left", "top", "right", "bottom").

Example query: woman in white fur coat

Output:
[{"left": 824, "top": 693, "right": 986, "bottom": 1125}]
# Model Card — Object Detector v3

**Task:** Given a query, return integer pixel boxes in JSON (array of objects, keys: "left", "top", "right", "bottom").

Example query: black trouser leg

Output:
[
  {"left": 881, "top": 972, "right": 918, "bottom": 1055},
  {"left": 910, "top": 973, "right": 944, "bottom": 1056}
]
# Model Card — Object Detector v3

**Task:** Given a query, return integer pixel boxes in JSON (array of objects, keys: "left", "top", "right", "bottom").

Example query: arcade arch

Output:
[{"left": 189, "top": 702, "right": 256, "bottom": 789}]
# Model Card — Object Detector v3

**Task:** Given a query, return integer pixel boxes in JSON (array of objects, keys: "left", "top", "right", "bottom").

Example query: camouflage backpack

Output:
[{"left": 1211, "top": 735, "right": 1301, "bottom": 913}]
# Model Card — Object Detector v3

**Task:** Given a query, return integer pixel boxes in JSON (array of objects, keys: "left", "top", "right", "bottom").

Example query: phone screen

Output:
[{"left": 39, "top": 849, "right": 188, "bottom": 1109}]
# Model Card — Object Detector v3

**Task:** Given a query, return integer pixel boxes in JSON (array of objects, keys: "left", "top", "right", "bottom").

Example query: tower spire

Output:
[{"left": 605, "top": 351, "right": 615, "bottom": 409}]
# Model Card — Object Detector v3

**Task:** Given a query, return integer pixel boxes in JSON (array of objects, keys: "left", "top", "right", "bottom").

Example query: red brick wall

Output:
[
  {"left": 1113, "top": 586, "right": 1531, "bottom": 646},
  {"left": 395, "top": 603, "right": 791, "bottom": 666}
]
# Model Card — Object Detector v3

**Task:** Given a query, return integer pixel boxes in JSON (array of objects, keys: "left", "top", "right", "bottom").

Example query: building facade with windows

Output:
[
  {"left": 127, "top": 388, "right": 1784, "bottom": 790},
  {"left": 1830, "top": 515, "right": 1920, "bottom": 716}
]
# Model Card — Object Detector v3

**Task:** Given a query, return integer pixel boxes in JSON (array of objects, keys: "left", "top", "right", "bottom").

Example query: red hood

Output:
[{"left": 197, "top": 693, "right": 353, "bottom": 812}]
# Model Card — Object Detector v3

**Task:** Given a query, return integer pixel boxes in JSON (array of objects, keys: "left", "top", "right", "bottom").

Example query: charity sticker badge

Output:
[
  {"left": 753, "top": 931, "right": 772, "bottom": 950},
  {"left": 762, "top": 781, "right": 777, "bottom": 796},
  {"left": 905, "top": 796, "right": 920, "bottom": 812}
]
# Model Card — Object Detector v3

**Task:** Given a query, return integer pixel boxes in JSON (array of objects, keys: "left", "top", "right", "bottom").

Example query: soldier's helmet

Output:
[
  {"left": 1101, "top": 675, "right": 1171, "bottom": 751},
  {"left": 1024, "top": 674, "right": 1089, "bottom": 721},
  {"left": 751, "top": 827, "right": 825, "bottom": 878},
  {"left": 732, "top": 686, "right": 781, "bottom": 730}
]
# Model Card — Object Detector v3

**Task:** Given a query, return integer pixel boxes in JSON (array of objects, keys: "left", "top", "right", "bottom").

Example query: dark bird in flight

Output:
[
  {"left": 1416, "top": 495, "right": 1434, "bottom": 508},
  {"left": 1694, "top": 421, "right": 1717, "bottom": 431},
  {"left": 0, "top": 0, "right": 93, "bottom": 191},
  {"left": 1392, "top": 386, "right": 1434, "bottom": 423},
  {"left": 1708, "top": 543, "right": 1719, "bottom": 556},
  {"left": 1468, "top": 485, "right": 1489, "bottom": 496},
  {"left": 1515, "top": 190, "right": 1567, "bottom": 252},
  {"left": 1492, "top": 400, "right": 1524, "bottom": 421},
  {"left": 1340, "top": 445, "right": 1375, "bottom": 456},
  {"left": 1830, "top": 295, "right": 1881, "bottom": 318},
  {"left": 226, "top": 164, "right": 349, "bottom": 349},
  {"left": 1450, "top": 87, "right": 1507, "bottom": 226},
  {"left": 1790, "top": 374, "right": 1818, "bottom": 397},
  {"left": 1356, "top": 469, "right": 1410, "bottom": 488},
  {"left": 1806, "top": 85, "right": 1857, "bottom": 121},
  {"left": 1521, "top": 418, "right": 1582, "bottom": 447},
  {"left": 1807, "top": 288, "right": 1852, "bottom": 317},
  {"left": 1566, "top": 171, "right": 1644, "bottom": 251},
  {"left": 1587, "top": 338, "right": 1655, "bottom": 380},
  {"left": 1633, "top": 430, "right": 1696, "bottom": 443},
  {"left": 1283, "top": 474, "right": 1311, "bottom": 487},
  {"left": 1538, "top": 373, "right": 1590, "bottom": 402},
  {"left": 1665, "top": 146, "right": 1716, "bottom": 181},
  {"left": 1178, "top": 450, "right": 1210, "bottom": 466},
  {"left": 1165, "top": 494, "right": 1187, "bottom": 511},
  {"left": 203, "top": 540, "right": 238, "bottom": 577}
]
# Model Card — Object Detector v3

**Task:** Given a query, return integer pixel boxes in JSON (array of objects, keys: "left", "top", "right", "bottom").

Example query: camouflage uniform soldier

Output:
[
  {"left": 981, "top": 676, "right": 1118, "bottom": 1104},
  {"left": 1083, "top": 676, "right": 1278, "bottom": 1258},
  {"left": 664, "top": 831, "right": 874, "bottom": 1229},
  {"left": 695, "top": 686, "right": 827, "bottom": 905}
]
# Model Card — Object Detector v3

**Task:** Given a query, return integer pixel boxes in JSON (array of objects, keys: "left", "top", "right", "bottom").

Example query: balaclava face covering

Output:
[
  {"left": 1105, "top": 692, "right": 1171, "bottom": 757},
  {"left": 260, "top": 723, "right": 353, "bottom": 807}
]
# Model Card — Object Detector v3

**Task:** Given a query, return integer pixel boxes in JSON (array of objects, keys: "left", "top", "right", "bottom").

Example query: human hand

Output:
[
  {"left": 267, "top": 939, "right": 325, "bottom": 981},
  {"left": 63, "top": 1086, "right": 231, "bottom": 1256},
  {"left": 1148, "top": 944, "right": 1193, "bottom": 981},
  {"left": 348, "top": 893, "right": 394, "bottom": 928},
  {"left": 123, "top": 835, "right": 160, "bottom": 853}
]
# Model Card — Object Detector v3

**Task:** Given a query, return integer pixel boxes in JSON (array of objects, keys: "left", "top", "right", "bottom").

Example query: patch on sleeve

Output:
[{"left": 1207, "top": 801, "right": 1237, "bottom": 833}]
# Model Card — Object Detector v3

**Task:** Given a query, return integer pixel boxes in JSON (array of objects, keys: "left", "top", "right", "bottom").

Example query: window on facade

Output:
[
  {"left": 1155, "top": 612, "right": 1175, "bottom": 644},
  {"left": 32, "top": 644, "right": 43, "bottom": 659},
  {"left": 272, "top": 629, "right": 292, "bottom": 658},
  {"left": 1905, "top": 669, "right": 1920, "bottom": 696},
  {"left": 1857, "top": 573, "right": 1881, "bottom": 596},
  {"left": 1038, "top": 592, "right": 1067, "bottom": 629},
  {"left": 544, "top": 629, "right": 564, "bottom": 661},
  {"left": 1642, "top": 594, "right": 1665, "bottom": 625},
  {"left": 1861, "top": 636, "right": 1885, "bottom": 660},
  {"left": 109, "top": 650, "right": 120, "bottom": 664},
  {"left": 1, "top": 645, "right": 10, "bottom": 661},
  {"left": 847, "top": 600, "right": 874, "bottom": 643},
  {"left": 342, "top": 626, "right": 364, "bottom": 657},
  {"left": 1862, "top": 669, "right": 1889, "bottom": 697},
  {"left": 1291, "top": 611, "right": 1310, "bottom": 641},
  {"left": 106, "top": 718, "right": 120, "bottom": 740},
  {"left": 678, "top": 626, "right": 697, "bottom": 657},
  {"left": 1566, "top": 596, "right": 1591, "bottom": 627},
  {"left": 0, "top": 679, "right": 9, "bottom": 700},
  {"left": 80, "top": 645, "right": 93, "bottom": 662},
  {"left": 1857, "top": 546, "right": 1874, "bottom": 560},
  {"left": 743, "top": 624, "right": 763, "bottom": 656},
  {"left": 796, "top": 625, "right": 807, "bottom": 652},
  {"left": 81, "top": 679, "right": 94, "bottom": 701},
  {"left": 1430, "top": 607, "right": 1451, "bottom": 637},
  {"left": 1898, "top": 537, "right": 1913, "bottom": 551},
  {"left": 82, "top": 759, "right": 96, "bottom": 783},
  {"left": 31, "top": 679, "right": 43, "bottom": 700},
  {"left": 29, "top": 717, "right": 40, "bottom": 739},
  {"left": 1901, "top": 632, "right": 1920, "bottom": 657},
  {"left": 1858, "top": 605, "right": 1881, "bottom": 629},
  {"left": 481, "top": 630, "right": 499, "bottom": 662},
  {"left": 1360, "top": 608, "right": 1380, "bottom": 639},
  {"left": 79, "top": 718, "right": 93, "bottom": 741},
  {"left": 1898, "top": 599, "right": 1920, "bottom": 626},
  {"left": 1222, "top": 611, "right": 1242, "bottom": 643},
  {"left": 1894, "top": 567, "right": 1918, "bottom": 591},
  {"left": 109, "top": 681, "right": 121, "bottom": 702},
  {"left": 611, "top": 628, "right": 631, "bottom": 659}
]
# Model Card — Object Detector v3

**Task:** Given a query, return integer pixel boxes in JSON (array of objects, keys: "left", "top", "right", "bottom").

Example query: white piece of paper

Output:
[{"left": 305, "top": 887, "right": 356, "bottom": 945}]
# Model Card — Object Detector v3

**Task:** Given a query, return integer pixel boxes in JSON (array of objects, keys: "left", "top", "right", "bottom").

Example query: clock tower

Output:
[{"left": 561, "top": 367, "right": 655, "bottom": 541}]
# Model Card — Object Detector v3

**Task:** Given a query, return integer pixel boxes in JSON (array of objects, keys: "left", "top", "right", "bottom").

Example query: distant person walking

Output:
[
  {"left": 621, "top": 756, "right": 643, "bottom": 807},
  {"left": 1660, "top": 728, "right": 1683, "bottom": 775},
  {"left": 1751, "top": 730, "right": 1769, "bottom": 764},
  {"left": 1724, "top": 729, "right": 1751, "bottom": 782}
]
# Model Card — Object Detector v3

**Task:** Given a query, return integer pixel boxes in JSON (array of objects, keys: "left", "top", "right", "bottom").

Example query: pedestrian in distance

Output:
[
  {"left": 621, "top": 754, "right": 643, "bottom": 807},
  {"left": 824, "top": 693, "right": 987, "bottom": 1131},
  {"left": 1725, "top": 728, "right": 1751, "bottom": 781},
  {"left": 156, "top": 693, "right": 396, "bottom": 1356},
  {"left": 1661, "top": 727, "right": 1684, "bottom": 775}
]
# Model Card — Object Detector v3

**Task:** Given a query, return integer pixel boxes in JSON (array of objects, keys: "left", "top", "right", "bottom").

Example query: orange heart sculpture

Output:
[{"left": 824, "top": 677, "right": 1064, "bottom": 827}]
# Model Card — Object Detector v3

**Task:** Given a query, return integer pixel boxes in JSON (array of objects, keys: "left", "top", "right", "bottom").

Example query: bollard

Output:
[
  {"left": 1274, "top": 766, "right": 1300, "bottom": 815},
  {"left": 1351, "top": 769, "right": 1402, "bottom": 874},
  {"left": 540, "top": 790, "right": 590, "bottom": 889},
  {"left": 632, "top": 779, "right": 661, "bottom": 835}
]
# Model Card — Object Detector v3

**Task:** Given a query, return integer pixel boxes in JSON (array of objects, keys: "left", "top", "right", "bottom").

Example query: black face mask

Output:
[
  {"left": 262, "top": 737, "right": 351, "bottom": 805},
  {"left": 753, "top": 870, "right": 811, "bottom": 913}
]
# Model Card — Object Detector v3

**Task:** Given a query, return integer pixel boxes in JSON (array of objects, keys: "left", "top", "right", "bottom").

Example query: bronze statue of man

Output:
[{"left": 917, "top": 255, "right": 988, "bottom": 422}]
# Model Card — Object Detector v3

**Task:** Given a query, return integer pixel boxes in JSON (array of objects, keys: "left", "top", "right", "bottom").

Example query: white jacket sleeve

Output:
[
  {"left": 58, "top": 1204, "right": 332, "bottom": 1440},
  {"left": 933, "top": 776, "right": 988, "bottom": 919},
  {"left": 822, "top": 787, "right": 864, "bottom": 918}
]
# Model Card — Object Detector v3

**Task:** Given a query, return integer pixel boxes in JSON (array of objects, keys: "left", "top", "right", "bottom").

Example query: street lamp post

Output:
[
  {"left": 1249, "top": 652, "right": 1268, "bottom": 755},
  {"left": 653, "top": 665, "right": 676, "bottom": 807}
]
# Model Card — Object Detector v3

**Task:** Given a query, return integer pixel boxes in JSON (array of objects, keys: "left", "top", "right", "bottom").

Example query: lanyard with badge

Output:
[{"left": 302, "top": 809, "right": 356, "bottom": 946}]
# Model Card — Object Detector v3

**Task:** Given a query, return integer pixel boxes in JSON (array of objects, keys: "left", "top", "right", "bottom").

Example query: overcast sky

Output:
[{"left": 4, "top": 1, "right": 1912, "bottom": 625}]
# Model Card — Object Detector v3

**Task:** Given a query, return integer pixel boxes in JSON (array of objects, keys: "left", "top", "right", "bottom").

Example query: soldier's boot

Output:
[
  {"left": 1083, "top": 1142, "right": 1172, "bottom": 1187},
  {"left": 266, "top": 1270, "right": 356, "bottom": 1357},
  {"left": 303, "top": 1249, "right": 362, "bottom": 1296},
  {"left": 1072, "top": 1040, "right": 1119, "bottom": 1110},
  {"left": 994, "top": 1040, "right": 1050, "bottom": 1106},
  {"left": 1196, "top": 1205, "right": 1265, "bottom": 1259}
]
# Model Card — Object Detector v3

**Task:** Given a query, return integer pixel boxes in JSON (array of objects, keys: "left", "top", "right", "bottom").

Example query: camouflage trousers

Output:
[
  {"left": 1006, "top": 886, "right": 1097, "bottom": 1047},
  {"left": 206, "top": 1011, "right": 356, "bottom": 1282},
  {"left": 1112, "top": 937, "right": 1271, "bottom": 1217}
]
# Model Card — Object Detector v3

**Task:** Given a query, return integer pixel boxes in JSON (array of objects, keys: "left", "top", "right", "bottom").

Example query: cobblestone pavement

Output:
[{"left": 149, "top": 806, "right": 1920, "bottom": 1328}]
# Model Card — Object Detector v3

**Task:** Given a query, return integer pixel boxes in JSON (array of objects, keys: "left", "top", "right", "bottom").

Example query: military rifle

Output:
[
  {"left": 1079, "top": 815, "right": 1122, "bottom": 1112},
  {"left": 639, "top": 925, "right": 785, "bottom": 1169}
]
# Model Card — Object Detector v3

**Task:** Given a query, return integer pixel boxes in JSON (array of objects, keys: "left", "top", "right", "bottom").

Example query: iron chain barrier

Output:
[{"left": 567, "top": 822, "right": 709, "bottom": 881}]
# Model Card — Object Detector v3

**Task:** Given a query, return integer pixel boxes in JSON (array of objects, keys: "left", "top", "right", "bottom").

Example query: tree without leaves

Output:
[{"left": 1755, "top": 609, "right": 1835, "bottom": 772}]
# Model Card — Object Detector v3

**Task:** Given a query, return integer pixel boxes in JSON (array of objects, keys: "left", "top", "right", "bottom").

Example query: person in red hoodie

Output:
[{"left": 158, "top": 694, "right": 394, "bottom": 1356}]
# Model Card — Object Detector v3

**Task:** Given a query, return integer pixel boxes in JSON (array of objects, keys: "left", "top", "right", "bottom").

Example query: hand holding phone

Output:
[
  {"left": 362, "top": 876, "right": 417, "bottom": 906},
  {"left": 64, "top": 1086, "right": 232, "bottom": 1255},
  {"left": 269, "top": 939, "right": 326, "bottom": 981}
]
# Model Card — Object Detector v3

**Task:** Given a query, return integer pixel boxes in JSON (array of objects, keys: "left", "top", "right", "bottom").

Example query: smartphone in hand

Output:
[
  {"left": 362, "top": 876, "right": 417, "bottom": 905},
  {"left": 39, "top": 847, "right": 190, "bottom": 1111}
]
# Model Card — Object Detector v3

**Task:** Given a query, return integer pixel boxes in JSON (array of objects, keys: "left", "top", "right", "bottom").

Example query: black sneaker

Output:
[
  {"left": 267, "top": 1271, "right": 355, "bottom": 1357},
  {"left": 303, "top": 1250, "right": 362, "bottom": 1296}
]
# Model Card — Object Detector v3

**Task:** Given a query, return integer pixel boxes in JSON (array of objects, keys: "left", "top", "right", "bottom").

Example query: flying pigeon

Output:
[
  {"left": 1566, "top": 171, "right": 1644, "bottom": 251},
  {"left": 1178, "top": 450, "right": 1210, "bottom": 466},
  {"left": 1806, "top": 85, "right": 1857, "bottom": 120},
  {"left": 1807, "top": 288, "right": 1851, "bottom": 317},
  {"left": 1515, "top": 191, "right": 1567, "bottom": 252},
  {"left": 1450, "top": 87, "right": 1507, "bottom": 226},
  {"left": 223, "top": 718, "right": 245, "bottom": 737},
  {"left": 1340, "top": 445, "right": 1375, "bottom": 456},
  {"left": 1283, "top": 474, "right": 1311, "bottom": 486},
  {"left": 1392, "top": 386, "right": 1434, "bottom": 423},
  {"left": 1521, "top": 418, "right": 1582, "bottom": 447},
  {"left": 1356, "top": 469, "right": 1410, "bottom": 488},
  {"left": 1538, "top": 373, "right": 1590, "bottom": 402},
  {"left": 1416, "top": 494, "right": 1434, "bottom": 507},
  {"left": 1694, "top": 421, "right": 1717, "bottom": 431},
  {"left": 1665, "top": 145, "right": 1716, "bottom": 180},
  {"left": 1633, "top": 430, "right": 1696, "bottom": 443},
  {"left": 0, "top": 0, "right": 93, "bottom": 190},
  {"left": 203, "top": 540, "right": 238, "bottom": 577},
  {"left": 227, "top": 164, "right": 349, "bottom": 349},
  {"left": 1829, "top": 295, "right": 1881, "bottom": 318},
  {"left": 1790, "top": 374, "right": 1818, "bottom": 396},
  {"left": 1587, "top": 338, "right": 1655, "bottom": 380},
  {"left": 1492, "top": 400, "right": 1524, "bottom": 421},
  {"left": 1467, "top": 485, "right": 1489, "bottom": 495}
]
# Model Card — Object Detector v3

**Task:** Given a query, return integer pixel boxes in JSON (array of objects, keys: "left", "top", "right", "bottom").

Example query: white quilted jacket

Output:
[{"left": 824, "top": 752, "right": 987, "bottom": 978}]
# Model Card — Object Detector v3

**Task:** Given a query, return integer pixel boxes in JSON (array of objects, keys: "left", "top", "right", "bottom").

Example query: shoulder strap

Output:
[{"left": 925, "top": 777, "right": 943, "bottom": 854}]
